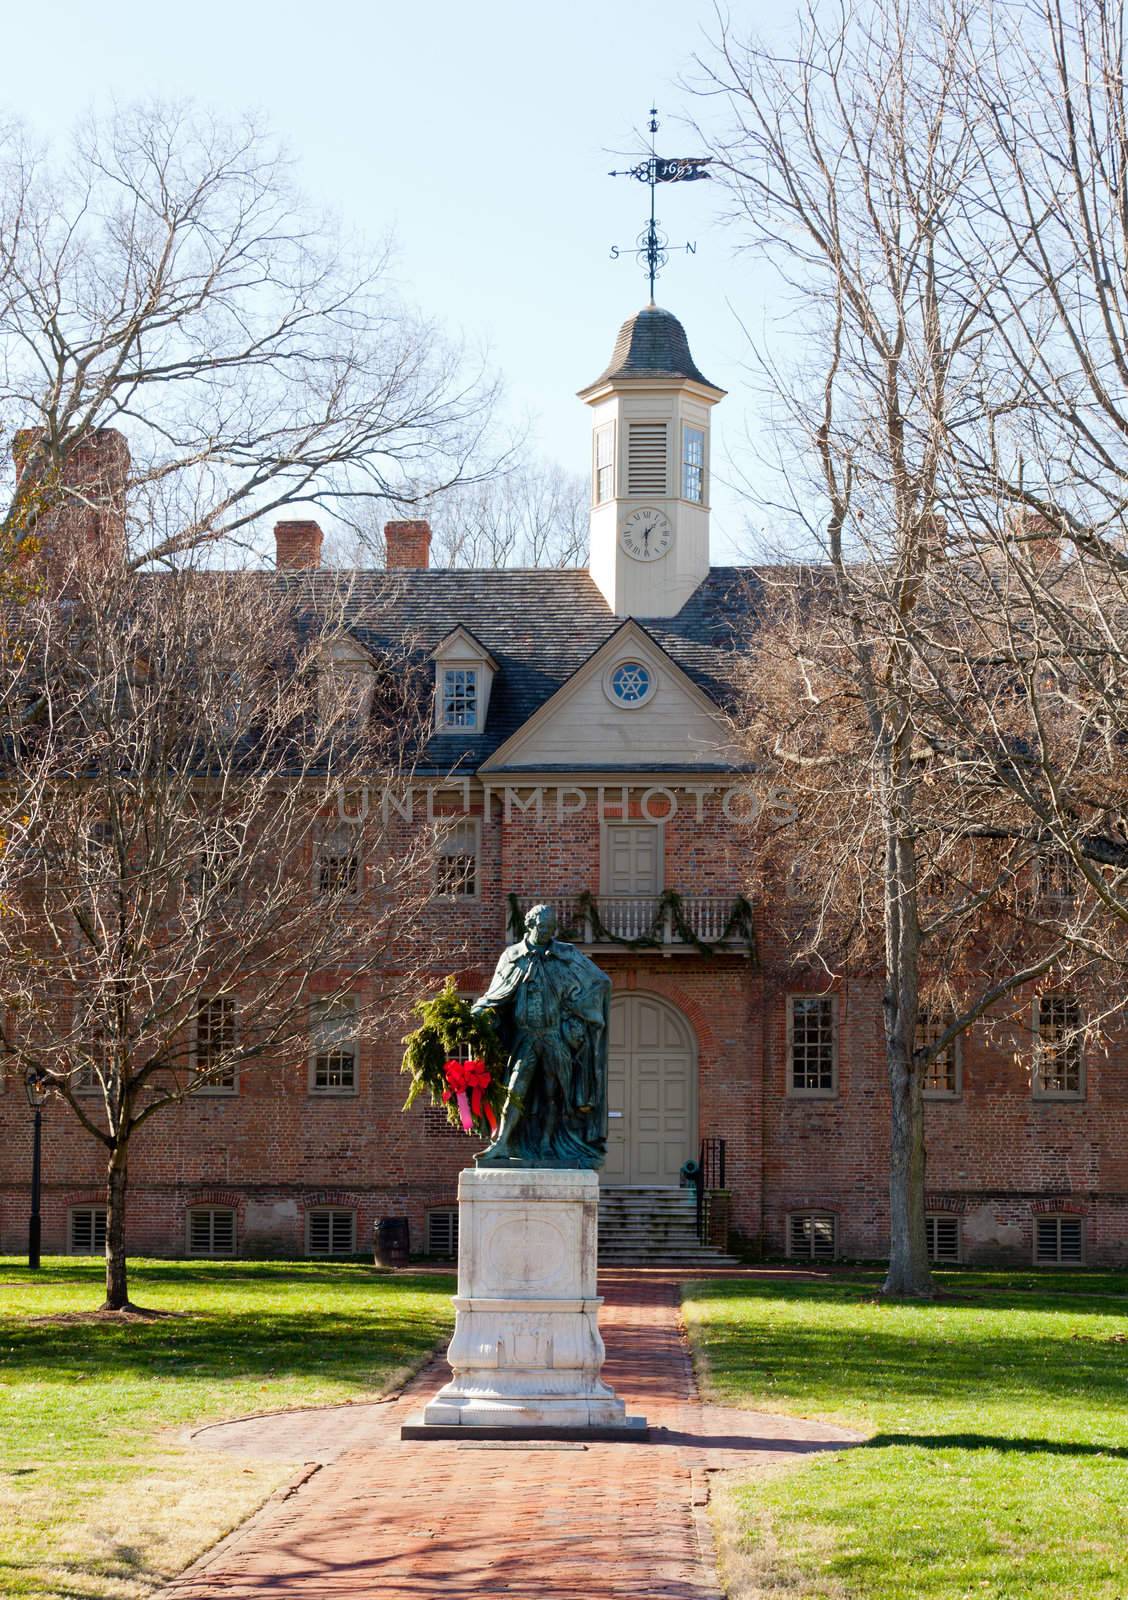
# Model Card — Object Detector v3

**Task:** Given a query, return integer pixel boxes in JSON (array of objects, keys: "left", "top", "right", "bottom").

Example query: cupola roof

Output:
[{"left": 590, "top": 304, "right": 718, "bottom": 389}]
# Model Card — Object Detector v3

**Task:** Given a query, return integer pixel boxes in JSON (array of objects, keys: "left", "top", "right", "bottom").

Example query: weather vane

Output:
[{"left": 609, "top": 107, "right": 712, "bottom": 302}]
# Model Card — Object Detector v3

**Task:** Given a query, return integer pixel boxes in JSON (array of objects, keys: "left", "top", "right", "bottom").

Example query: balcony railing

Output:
[{"left": 506, "top": 892, "right": 753, "bottom": 954}]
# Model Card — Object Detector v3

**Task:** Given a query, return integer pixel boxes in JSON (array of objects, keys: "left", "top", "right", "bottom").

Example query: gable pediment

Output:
[{"left": 480, "top": 620, "right": 741, "bottom": 771}]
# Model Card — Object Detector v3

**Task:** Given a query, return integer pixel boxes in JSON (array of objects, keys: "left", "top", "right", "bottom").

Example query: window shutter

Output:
[
  {"left": 788, "top": 1213, "right": 836, "bottom": 1260},
  {"left": 308, "top": 1209, "right": 356, "bottom": 1255},
  {"left": 1036, "top": 1215, "right": 1083, "bottom": 1264},
  {"left": 627, "top": 422, "right": 668, "bottom": 495},
  {"left": 189, "top": 1207, "right": 236, "bottom": 1256},
  {"left": 926, "top": 1214, "right": 960, "bottom": 1262},
  {"left": 69, "top": 1207, "right": 107, "bottom": 1254},
  {"left": 427, "top": 1208, "right": 459, "bottom": 1256}
]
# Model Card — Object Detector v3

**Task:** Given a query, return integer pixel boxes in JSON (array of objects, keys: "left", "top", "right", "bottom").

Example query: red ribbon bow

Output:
[{"left": 442, "top": 1057, "right": 497, "bottom": 1135}]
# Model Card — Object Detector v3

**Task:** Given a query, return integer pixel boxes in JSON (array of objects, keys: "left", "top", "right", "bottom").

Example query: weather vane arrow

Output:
[{"left": 609, "top": 108, "right": 712, "bottom": 301}]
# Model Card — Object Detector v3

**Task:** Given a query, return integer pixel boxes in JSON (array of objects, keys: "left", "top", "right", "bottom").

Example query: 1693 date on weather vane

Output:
[{"left": 608, "top": 108, "right": 712, "bottom": 301}]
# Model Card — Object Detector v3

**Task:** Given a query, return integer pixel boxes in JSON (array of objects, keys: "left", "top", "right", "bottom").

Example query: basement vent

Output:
[
  {"left": 788, "top": 1213, "right": 836, "bottom": 1261},
  {"left": 925, "top": 1214, "right": 961, "bottom": 1263},
  {"left": 68, "top": 1207, "right": 107, "bottom": 1255},
  {"left": 188, "top": 1207, "right": 236, "bottom": 1257},
  {"left": 427, "top": 1207, "right": 459, "bottom": 1257},
  {"left": 307, "top": 1209, "right": 356, "bottom": 1256},
  {"left": 626, "top": 422, "right": 668, "bottom": 496},
  {"left": 1035, "top": 1215, "right": 1083, "bottom": 1265}
]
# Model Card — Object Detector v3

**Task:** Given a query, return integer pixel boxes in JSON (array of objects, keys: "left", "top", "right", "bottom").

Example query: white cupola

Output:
[{"left": 577, "top": 305, "right": 725, "bottom": 618}]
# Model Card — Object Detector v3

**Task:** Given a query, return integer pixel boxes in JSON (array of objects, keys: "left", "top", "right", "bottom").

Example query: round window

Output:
[{"left": 609, "top": 661, "right": 653, "bottom": 704}]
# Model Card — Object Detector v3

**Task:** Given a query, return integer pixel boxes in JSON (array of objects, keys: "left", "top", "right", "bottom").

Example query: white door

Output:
[
  {"left": 603, "top": 993, "right": 695, "bottom": 1185},
  {"left": 603, "top": 824, "right": 662, "bottom": 895}
]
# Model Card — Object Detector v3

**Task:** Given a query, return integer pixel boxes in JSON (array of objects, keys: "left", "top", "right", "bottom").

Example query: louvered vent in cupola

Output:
[{"left": 627, "top": 422, "right": 668, "bottom": 496}]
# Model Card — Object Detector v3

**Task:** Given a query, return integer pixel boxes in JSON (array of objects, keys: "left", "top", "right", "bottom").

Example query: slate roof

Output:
[
  {"left": 589, "top": 305, "right": 720, "bottom": 390},
  {"left": 305, "top": 565, "right": 763, "bottom": 774}
]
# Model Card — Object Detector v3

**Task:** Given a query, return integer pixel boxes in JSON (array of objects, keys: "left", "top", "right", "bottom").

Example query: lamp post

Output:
[{"left": 25, "top": 1068, "right": 49, "bottom": 1270}]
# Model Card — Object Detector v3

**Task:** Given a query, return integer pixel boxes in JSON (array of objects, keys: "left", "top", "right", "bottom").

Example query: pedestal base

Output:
[{"left": 409, "top": 1167, "right": 643, "bottom": 1437}]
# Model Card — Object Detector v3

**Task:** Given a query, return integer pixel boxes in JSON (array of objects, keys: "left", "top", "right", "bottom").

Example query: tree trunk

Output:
[
  {"left": 883, "top": 1029, "right": 933, "bottom": 1296},
  {"left": 103, "top": 1143, "right": 132, "bottom": 1310}
]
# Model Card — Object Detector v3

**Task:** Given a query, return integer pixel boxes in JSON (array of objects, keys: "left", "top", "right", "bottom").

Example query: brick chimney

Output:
[
  {"left": 273, "top": 519, "right": 324, "bottom": 570},
  {"left": 385, "top": 519, "right": 431, "bottom": 569},
  {"left": 13, "top": 427, "right": 130, "bottom": 571},
  {"left": 1006, "top": 508, "right": 1062, "bottom": 570}
]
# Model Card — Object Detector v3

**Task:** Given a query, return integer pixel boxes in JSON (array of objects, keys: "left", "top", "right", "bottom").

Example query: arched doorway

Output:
[{"left": 603, "top": 993, "right": 697, "bottom": 1185}]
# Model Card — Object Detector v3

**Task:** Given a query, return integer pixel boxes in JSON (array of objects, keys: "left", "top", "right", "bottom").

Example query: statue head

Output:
[{"left": 524, "top": 903, "right": 558, "bottom": 947}]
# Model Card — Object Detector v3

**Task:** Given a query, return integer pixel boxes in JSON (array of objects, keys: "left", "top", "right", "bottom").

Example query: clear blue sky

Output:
[{"left": 3, "top": 0, "right": 789, "bottom": 561}]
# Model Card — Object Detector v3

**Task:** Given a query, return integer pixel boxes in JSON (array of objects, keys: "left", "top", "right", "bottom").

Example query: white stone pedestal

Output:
[{"left": 402, "top": 1167, "right": 645, "bottom": 1438}]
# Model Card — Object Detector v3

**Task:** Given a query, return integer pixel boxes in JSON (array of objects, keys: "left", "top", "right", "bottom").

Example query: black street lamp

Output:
[{"left": 24, "top": 1068, "right": 49, "bottom": 1270}]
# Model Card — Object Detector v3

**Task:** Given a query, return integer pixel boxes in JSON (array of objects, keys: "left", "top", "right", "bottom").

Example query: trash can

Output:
[{"left": 374, "top": 1216, "right": 410, "bottom": 1268}]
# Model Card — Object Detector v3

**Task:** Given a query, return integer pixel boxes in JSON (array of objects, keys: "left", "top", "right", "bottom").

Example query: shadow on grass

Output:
[
  {"left": 867, "top": 1431, "right": 1128, "bottom": 1459},
  {"left": 0, "top": 1263, "right": 456, "bottom": 1389},
  {"left": 689, "top": 1276, "right": 1128, "bottom": 1415}
]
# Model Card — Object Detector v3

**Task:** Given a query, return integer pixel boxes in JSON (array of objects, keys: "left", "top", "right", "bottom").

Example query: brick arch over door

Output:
[{"left": 603, "top": 991, "right": 697, "bottom": 1185}]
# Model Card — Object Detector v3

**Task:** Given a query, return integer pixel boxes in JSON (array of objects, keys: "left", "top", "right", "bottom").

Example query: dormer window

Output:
[
  {"left": 430, "top": 626, "right": 498, "bottom": 735},
  {"left": 442, "top": 668, "right": 479, "bottom": 730},
  {"left": 322, "top": 640, "right": 376, "bottom": 734}
]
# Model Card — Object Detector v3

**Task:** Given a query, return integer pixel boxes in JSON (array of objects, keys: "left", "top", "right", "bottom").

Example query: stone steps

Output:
[{"left": 597, "top": 1185, "right": 739, "bottom": 1267}]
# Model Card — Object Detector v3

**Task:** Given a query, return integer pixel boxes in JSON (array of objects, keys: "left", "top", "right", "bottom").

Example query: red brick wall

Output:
[{"left": 2, "top": 786, "right": 1125, "bottom": 1266}]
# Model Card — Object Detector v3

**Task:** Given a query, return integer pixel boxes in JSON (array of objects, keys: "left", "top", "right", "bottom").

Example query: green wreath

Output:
[
  {"left": 401, "top": 977, "right": 508, "bottom": 1134},
  {"left": 506, "top": 889, "right": 756, "bottom": 958}
]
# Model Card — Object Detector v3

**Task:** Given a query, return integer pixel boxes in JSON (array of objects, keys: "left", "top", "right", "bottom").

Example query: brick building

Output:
[{"left": 2, "top": 304, "right": 1125, "bottom": 1268}]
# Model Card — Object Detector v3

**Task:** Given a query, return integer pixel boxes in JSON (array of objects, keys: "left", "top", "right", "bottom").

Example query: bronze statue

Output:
[{"left": 471, "top": 903, "right": 611, "bottom": 1168}]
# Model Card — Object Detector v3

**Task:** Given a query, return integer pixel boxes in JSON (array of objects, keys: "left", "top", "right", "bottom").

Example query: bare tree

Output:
[
  {"left": 0, "top": 102, "right": 496, "bottom": 571},
  {"left": 327, "top": 454, "right": 589, "bottom": 570},
  {"left": 0, "top": 546, "right": 438, "bottom": 1310},
  {"left": 901, "top": 0, "right": 1128, "bottom": 936},
  {"left": 696, "top": 0, "right": 1114, "bottom": 1294}
]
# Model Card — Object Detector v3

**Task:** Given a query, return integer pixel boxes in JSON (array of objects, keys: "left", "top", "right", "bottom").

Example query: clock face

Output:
[{"left": 621, "top": 507, "right": 673, "bottom": 562}]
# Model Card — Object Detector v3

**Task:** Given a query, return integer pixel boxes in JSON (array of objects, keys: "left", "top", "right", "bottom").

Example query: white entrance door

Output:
[
  {"left": 604, "top": 994, "right": 695, "bottom": 1185},
  {"left": 603, "top": 824, "right": 662, "bottom": 895}
]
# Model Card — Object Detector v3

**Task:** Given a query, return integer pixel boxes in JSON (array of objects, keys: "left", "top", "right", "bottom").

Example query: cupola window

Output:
[
  {"left": 682, "top": 425, "right": 706, "bottom": 503},
  {"left": 594, "top": 424, "right": 615, "bottom": 504}
]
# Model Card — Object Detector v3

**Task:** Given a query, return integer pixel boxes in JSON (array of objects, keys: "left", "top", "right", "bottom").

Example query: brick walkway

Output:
[{"left": 166, "top": 1272, "right": 858, "bottom": 1599}]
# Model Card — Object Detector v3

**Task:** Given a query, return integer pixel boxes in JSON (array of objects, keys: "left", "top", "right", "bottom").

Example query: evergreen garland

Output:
[
  {"left": 506, "top": 889, "right": 756, "bottom": 958},
  {"left": 401, "top": 977, "right": 508, "bottom": 1132}
]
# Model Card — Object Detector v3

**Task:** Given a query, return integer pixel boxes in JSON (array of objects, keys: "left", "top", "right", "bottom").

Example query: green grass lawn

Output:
[
  {"left": 684, "top": 1270, "right": 1128, "bottom": 1600},
  {"left": 0, "top": 1256, "right": 454, "bottom": 1600}
]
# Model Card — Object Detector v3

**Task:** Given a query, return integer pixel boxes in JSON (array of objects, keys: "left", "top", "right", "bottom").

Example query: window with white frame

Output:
[
  {"left": 925, "top": 1213, "right": 961, "bottom": 1263},
  {"left": 1035, "top": 849, "right": 1080, "bottom": 909},
  {"left": 195, "top": 997, "right": 237, "bottom": 1093},
  {"left": 187, "top": 1207, "right": 236, "bottom": 1256},
  {"left": 594, "top": 423, "right": 615, "bottom": 503},
  {"left": 309, "top": 999, "right": 358, "bottom": 1094},
  {"left": 315, "top": 823, "right": 362, "bottom": 897},
  {"left": 1034, "top": 1214, "right": 1083, "bottom": 1264},
  {"left": 435, "top": 819, "right": 479, "bottom": 898},
  {"left": 440, "top": 668, "right": 478, "bottom": 730},
  {"left": 68, "top": 1206, "right": 107, "bottom": 1254},
  {"left": 306, "top": 1208, "right": 357, "bottom": 1256},
  {"left": 193, "top": 834, "right": 241, "bottom": 902},
  {"left": 917, "top": 1011, "right": 961, "bottom": 1097},
  {"left": 682, "top": 424, "right": 705, "bottom": 503},
  {"left": 427, "top": 1207, "right": 459, "bottom": 1256},
  {"left": 1034, "top": 993, "right": 1083, "bottom": 1098},
  {"left": 788, "top": 996, "right": 837, "bottom": 1095},
  {"left": 788, "top": 1213, "right": 836, "bottom": 1260}
]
